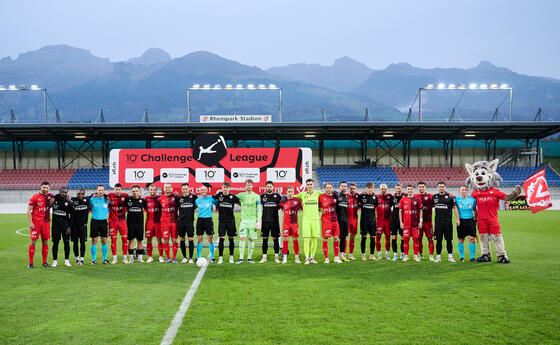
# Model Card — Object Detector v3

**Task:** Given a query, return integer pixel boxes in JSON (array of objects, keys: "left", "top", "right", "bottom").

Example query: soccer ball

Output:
[{"left": 196, "top": 257, "right": 208, "bottom": 267}]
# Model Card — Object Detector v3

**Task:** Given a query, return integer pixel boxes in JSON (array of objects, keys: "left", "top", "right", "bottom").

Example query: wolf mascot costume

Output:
[{"left": 465, "top": 159, "right": 521, "bottom": 264}]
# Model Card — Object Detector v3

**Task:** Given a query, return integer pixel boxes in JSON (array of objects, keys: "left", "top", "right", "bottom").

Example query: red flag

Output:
[{"left": 523, "top": 168, "right": 552, "bottom": 214}]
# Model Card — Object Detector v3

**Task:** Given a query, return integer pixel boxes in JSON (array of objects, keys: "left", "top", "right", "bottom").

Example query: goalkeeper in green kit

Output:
[
  {"left": 295, "top": 179, "right": 323, "bottom": 264},
  {"left": 236, "top": 179, "right": 262, "bottom": 264}
]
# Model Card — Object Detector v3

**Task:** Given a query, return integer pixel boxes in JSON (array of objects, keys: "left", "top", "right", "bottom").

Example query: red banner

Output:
[
  {"left": 522, "top": 168, "right": 552, "bottom": 214},
  {"left": 109, "top": 147, "right": 312, "bottom": 194}
]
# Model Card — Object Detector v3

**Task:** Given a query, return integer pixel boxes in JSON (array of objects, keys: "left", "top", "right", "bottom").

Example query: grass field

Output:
[{"left": 1, "top": 211, "right": 559, "bottom": 345}]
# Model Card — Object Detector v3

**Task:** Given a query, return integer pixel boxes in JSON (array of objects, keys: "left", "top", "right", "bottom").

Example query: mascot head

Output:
[{"left": 465, "top": 159, "right": 502, "bottom": 190}]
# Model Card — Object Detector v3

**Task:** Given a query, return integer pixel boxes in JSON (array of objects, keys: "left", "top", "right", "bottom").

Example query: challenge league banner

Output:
[{"left": 110, "top": 137, "right": 311, "bottom": 194}]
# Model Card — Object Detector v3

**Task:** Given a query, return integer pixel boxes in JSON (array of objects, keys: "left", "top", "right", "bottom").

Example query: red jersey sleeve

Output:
[{"left": 398, "top": 198, "right": 405, "bottom": 209}]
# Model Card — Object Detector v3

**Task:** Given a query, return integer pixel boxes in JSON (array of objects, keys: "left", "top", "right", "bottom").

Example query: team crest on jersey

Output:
[
  {"left": 229, "top": 195, "right": 232, "bottom": 199},
  {"left": 121, "top": 197, "right": 125, "bottom": 201},
  {"left": 64, "top": 202, "right": 68, "bottom": 206},
  {"left": 445, "top": 195, "right": 448, "bottom": 199}
]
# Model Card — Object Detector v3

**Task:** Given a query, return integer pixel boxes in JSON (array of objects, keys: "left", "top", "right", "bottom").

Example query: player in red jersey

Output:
[
  {"left": 399, "top": 185, "right": 423, "bottom": 262},
  {"left": 374, "top": 184, "right": 392, "bottom": 261},
  {"left": 145, "top": 184, "right": 162, "bottom": 263},
  {"left": 319, "top": 183, "right": 342, "bottom": 264},
  {"left": 415, "top": 182, "right": 435, "bottom": 261},
  {"left": 158, "top": 183, "right": 178, "bottom": 263},
  {"left": 280, "top": 186, "right": 303, "bottom": 264},
  {"left": 108, "top": 183, "right": 129, "bottom": 264},
  {"left": 345, "top": 183, "right": 359, "bottom": 260},
  {"left": 27, "top": 181, "right": 54, "bottom": 268}
]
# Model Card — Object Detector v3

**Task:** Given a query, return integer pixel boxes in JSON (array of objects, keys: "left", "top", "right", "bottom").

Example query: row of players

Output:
[{"left": 26, "top": 178, "right": 483, "bottom": 267}]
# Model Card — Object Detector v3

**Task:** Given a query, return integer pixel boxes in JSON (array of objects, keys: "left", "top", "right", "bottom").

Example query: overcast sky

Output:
[{"left": 2, "top": 0, "right": 559, "bottom": 78}]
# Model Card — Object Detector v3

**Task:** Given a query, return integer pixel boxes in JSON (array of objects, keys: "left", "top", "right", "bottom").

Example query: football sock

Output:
[
  {"left": 52, "top": 239, "right": 59, "bottom": 261},
  {"left": 73, "top": 241, "right": 79, "bottom": 258},
  {"left": 172, "top": 242, "right": 178, "bottom": 259},
  {"left": 41, "top": 244, "right": 48, "bottom": 264},
  {"left": 28, "top": 244, "right": 35, "bottom": 264},
  {"left": 101, "top": 244, "right": 108, "bottom": 261},
  {"left": 228, "top": 237, "right": 235, "bottom": 256},
  {"left": 446, "top": 240, "right": 453, "bottom": 254},
  {"left": 157, "top": 242, "right": 163, "bottom": 257},
  {"left": 63, "top": 240, "right": 70, "bottom": 260},
  {"left": 349, "top": 238, "right": 355, "bottom": 254},
  {"left": 80, "top": 239, "right": 86, "bottom": 258},
  {"left": 247, "top": 241, "right": 254, "bottom": 259},
  {"left": 391, "top": 238, "right": 398, "bottom": 254},
  {"left": 403, "top": 238, "right": 410, "bottom": 256},
  {"left": 273, "top": 238, "right": 280, "bottom": 254},
  {"left": 436, "top": 239, "right": 443, "bottom": 255},
  {"left": 209, "top": 242, "right": 215, "bottom": 259},
  {"left": 375, "top": 234, "right": 382, "bottom": 252},
  {"left": 218, "top": 238, "right": 225, "bottom": 257},
  {"left": 91, "top": 244, "right": 97, "bottom": 261},
  {"left": 334, "top": 240, "right": 340, "bottom": 257},
  {"left": 419, "top": 239, "right": 424, "bottom": 254},
  {"left": 197, "top": 242, "right": 202, "bottom": 259},
  {"left": 121, "top": 237, "right": 128, "bottom": 256},
  {"left": 469, "top": 243, "right": 476, "bottom": 259},
  {"left": 310, "top": 238, "right": 317, "bottom": 256},
  {"left": 239, "top": 240, "right": 246, "bottom": 260},
  {"left": 413, "top": 237, "right": 419, "bottom": 255},
  {"left": 340, "top": 236, "right": 346, "bottom": 254},
  {"left": 385, "top": 237, "right": 390, "bottom": 252},
  {"left": 369, "top": 236, "right": 375, "bottom": 255},
  {"left": 428, "top": 238, "right": 434, "bottom": 255},
  {"left": 147, "top": 242, "right": 153, "bottom": 257},
  {"left": 400, "top": 240, "right": 404, "bottom": 253},
  {"left": 188, "top": 240, "right": 194, "bottom": 259},
  {"left": 180, "top": 240, "right": 187, "bottom": 258},
  {"left": 322, "top": 241, "right": 329, "bottom": 258},
  {"left": 360, "top": 236, "right": 367, "bottom": 253},
  {"left": 458, "top": 242, "right": 465, "bottom": 258},
  {"left": 293, "top": 239, "right": 299, "bottom": 256},
  {"left": 262, "top": 238, "right": 268, "bottom": 255},
  {"left": 111, "top": 237, "right": 117, "bottom": 256},
  {"left": 164, "top": 243, "right": 170, "bottom": 258},
  {"left": 303, "top": 238, "right": 310, "bottom": 258},
  {"left": 283, "top": 240, "right": 289, "bottom": 255}
]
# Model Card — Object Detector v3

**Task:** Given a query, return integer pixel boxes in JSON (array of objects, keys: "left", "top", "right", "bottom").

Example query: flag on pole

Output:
[{"left": 522, "top": 168, "right": 552, "bottom": 214}]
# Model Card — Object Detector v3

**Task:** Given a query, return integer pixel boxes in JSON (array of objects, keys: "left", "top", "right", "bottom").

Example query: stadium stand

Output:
[
  {"left": 0, "top": 166, "right": 558, "bottom": 190},
  {"left": 316, "top": 166, "right": 399, "bottom": 187},
  {"left": 0, "top": 169, "right": 75, "bottom": 190},
  {"left": 67, "top": 168, "right": 110, "bottom": 190},
  {"left": 317, "top": 166, "right": 560, "bottom": 188}
]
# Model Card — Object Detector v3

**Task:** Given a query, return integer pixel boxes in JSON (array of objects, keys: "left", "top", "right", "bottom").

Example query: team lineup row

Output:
[{"left": 27, "top": 177, "right": 501, "bottom": 268}]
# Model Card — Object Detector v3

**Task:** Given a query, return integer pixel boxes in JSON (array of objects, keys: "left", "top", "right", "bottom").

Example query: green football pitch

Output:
[{"left": 1, "top": 211, "right": 559, "bottom": 345}]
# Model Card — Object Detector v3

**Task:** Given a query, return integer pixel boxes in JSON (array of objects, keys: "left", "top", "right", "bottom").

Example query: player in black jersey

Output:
[
  {"left": 390, "top": 183, "right": 405, "bottom": 261},
  {"left": 213, "top": 182, "right": 239, "bottom": 264},
  {"left": 335, "top": 181, "right": 350, "bottom": 262},
  {"left": 432, "top": 182, "right": 460, "bottom": 263},
  {"left": 358, "top": 182, "right": 378, "bottom": 261},
  {"left": 50, "top": 187, "right": 73, "bottom": 267},
  {"left": 70, "top": 189, "right": 89, "bottom": 265},
  {"left": 177, "top": 183, "right": 198, "bottom": 263},
  {"left": 126, "top": 185, "right": 147, "bottom": 263},
  {"left": 259, "top": 181, "right": 283, "bottom": 263}
]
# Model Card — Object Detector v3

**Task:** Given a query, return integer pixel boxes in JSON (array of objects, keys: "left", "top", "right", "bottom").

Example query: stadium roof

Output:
[{"left": 0, "top": 121, "right": 559, "bottom": 142}]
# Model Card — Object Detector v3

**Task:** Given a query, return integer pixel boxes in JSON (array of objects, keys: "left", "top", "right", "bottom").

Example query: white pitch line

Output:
[
  {"left": 15, "top": 228, "right": 28, "bottom": 237},
  {"left": 160, "top": 262, "right": 209, "bottom": 345}
]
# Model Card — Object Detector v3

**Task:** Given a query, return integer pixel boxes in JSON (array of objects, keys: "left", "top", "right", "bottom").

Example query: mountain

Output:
[
  {"left": 0, "top": 45, "right": 399, "bottom": 123},
  {"left": 267, "top": 56, "right": 374, "bottom": 92},
  {"left": 0, "top": 45, "right": 113, "bottom": 92},
  {"left": 126, "top": 48, "right": 171, "bottom": 66},
  {"left": 353, "top": 61, "right": 560, "bottom": 121}
]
